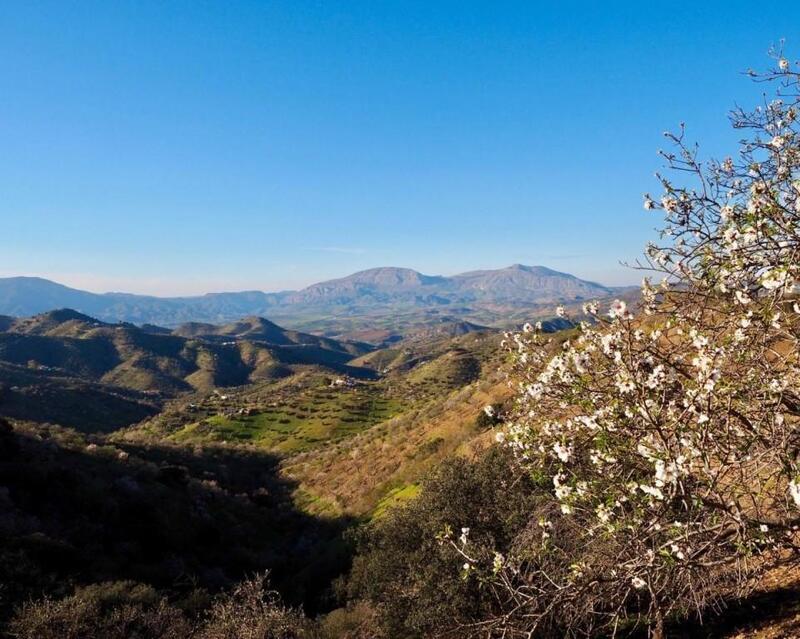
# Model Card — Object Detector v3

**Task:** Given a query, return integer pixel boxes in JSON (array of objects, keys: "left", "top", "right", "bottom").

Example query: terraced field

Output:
[
  {"left": 115, "top": 329, "right": 509, "bottom": 517},
  {"left": 168, "top": 384, "right": 403, "bottom": 453}
]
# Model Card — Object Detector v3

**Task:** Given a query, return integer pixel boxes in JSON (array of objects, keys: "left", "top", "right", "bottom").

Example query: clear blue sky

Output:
[{"left": 1, "top": 1, "right": 798, "bottom": 295}]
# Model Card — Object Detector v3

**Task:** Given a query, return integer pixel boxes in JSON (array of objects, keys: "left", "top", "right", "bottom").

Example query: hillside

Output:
[
  {"left": 0, "top": 361, "right": 160, "bottom": 432},
  {"left": 116, "top": 328, "right": 508, "bottom": 515},
  {"left": 0, "top": 310, "right": 375, "bottom": 431},
  {"left": 171, "top": 315, "right": 371, "bottom": 356},
  {"left": 4, "top": 317, "right": 799, "bottom": 636}
]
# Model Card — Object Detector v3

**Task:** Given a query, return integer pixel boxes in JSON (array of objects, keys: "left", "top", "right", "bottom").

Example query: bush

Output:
[
  {"left": 8, "top": 575, "right": 317, "bottom": 639},
  {"left": 347, "top": 448, "right": 548, "bottom": 638},
  {"left": 198, "top": 574, "right": 312, "bottom": 639},
  {"left": 317, "top": 602, "right": 384, "bottom": 639},
  {"left": 8, "top": 581, "right": 192, "bottom": 639}
]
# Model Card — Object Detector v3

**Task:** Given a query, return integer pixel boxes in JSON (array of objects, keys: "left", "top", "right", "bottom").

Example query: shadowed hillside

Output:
[{"left": 0, "top": 418, "right": 353, "bottom": 624}]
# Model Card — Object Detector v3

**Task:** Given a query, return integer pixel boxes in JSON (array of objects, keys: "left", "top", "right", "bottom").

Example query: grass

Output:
[
  {"left": 372, "top": 483, "right": 421, "bottom": 519},
  {"left": 170, "top": 385, "right": 403, "bottom": 454}
]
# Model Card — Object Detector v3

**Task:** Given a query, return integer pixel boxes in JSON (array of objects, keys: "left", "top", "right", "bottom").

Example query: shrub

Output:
[
  {"left": 317, "top": 602, "right": 384, "bottom": 639},
  {"left": 347, "top": 448, "right": 547, "bottom": 637},
  {"left": 8, "top": 576, "right": 315, "bottom": 639},
  {"left": 8, "top": 581, "right": 192, "bottom": 639},
  {"left": 197, "top": 574, "right": 312, "bottom": 639}
]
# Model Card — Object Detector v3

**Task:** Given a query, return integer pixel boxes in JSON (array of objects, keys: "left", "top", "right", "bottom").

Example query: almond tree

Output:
[{"left": 448, "top": 49, "right": 800, "bottom": 638}]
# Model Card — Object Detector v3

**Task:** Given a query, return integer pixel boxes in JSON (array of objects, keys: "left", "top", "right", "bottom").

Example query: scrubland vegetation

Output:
[{"left": 3, "top": 52, "right": 800, "bottom": 639}]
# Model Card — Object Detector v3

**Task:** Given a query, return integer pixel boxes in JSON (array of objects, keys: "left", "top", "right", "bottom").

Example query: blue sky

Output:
[{"left": 1, "top": 1, "right": 798, "bottom": 295}]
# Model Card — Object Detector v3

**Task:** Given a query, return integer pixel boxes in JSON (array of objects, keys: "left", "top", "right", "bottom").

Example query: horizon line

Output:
[{"left": 0, "top": 263, "right": 641, "bottom": 298}]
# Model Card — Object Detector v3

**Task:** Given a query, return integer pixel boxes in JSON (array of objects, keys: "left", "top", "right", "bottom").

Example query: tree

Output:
[{"left": 445, "top": 48, "right": 800, "bottom": 638}]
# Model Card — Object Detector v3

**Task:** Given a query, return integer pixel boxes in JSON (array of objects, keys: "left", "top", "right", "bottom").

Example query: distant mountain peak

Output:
[
  {"left": 509, "top": 263, "right": 552, "bottom": 271},
  {"left": 305, "top": 266, "right": 442, "bottom": 287}
]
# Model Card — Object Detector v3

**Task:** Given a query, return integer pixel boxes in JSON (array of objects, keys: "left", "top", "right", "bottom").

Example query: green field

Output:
[
  {"left": 372, "top": 482, "right": 422, "bottom": 519},
  {"left": 170, "top": 385, "right": 402, "bottom": 453}
]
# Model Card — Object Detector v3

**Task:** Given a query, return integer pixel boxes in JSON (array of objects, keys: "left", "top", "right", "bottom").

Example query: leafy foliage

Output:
[{"left": 347, "top": 448, "right": 546, "bottom": 637}]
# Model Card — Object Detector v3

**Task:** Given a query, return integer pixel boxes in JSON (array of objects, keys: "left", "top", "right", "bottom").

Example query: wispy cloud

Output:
[{"left": 310, "top": 246, "right": 367, "bottom": 255}]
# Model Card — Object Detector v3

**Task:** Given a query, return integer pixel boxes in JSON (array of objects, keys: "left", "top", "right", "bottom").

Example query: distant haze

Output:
[
  {"left": 0, "top": 265, "right": 634, "bottom": 328},
  {"left": 0, "top": 264, "right": 639, "bottom": 298}
]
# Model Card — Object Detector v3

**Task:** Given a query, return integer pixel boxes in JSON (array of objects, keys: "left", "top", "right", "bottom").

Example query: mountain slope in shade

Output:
[
  {"left": 0, "top": 277, "right": 111, "bottom": 317},
  {"left": 0, "top": 361, "right": 160, "bottom": 432},
  {"left": 0, "top": 265, "right": 628, "bottom": 327}
]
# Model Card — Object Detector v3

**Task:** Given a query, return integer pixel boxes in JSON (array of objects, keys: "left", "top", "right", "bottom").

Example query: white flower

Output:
[
  {"left": 582, "top": 301, "right": 599, "bottom": 315},
  {"left": 483, "top": 405, "right": 495, "bottom": 418},
  {"left": 459, "top": 527, "right": 470, "bottom": 545},
  {"left": 735, "top": 290, "right": 751, "bottom": 305},
  {"left": 553, "top": 473, "right": 573, "bottom": 500},
  {"left": 615, "top": 376, "right": 635, "bottom": 394},
  {"left": 522, "top": 322, "right": 534, "bottom": 333},
  {"left": 631, "top": 576, "right": 647, "bottom": 589},
  {"left": 692, "top": 353, "right": 713, "bottom": 374},
  {"left": 494, "top": 431, "right": 506, "bottom": 443},
  {"left": 769, "top": 378, "right": 787, "bottom": 393},
  {"left": 596, "top": 503, "right": 612, "bottom": 524},
  {"left": 661, "top": 196, "right": 678, "bottom": 213},
  {"left": 639, "top": 484, "right": 664, "bottom": 500},
  {"left": 690, "top": 329, "right": 708, "bottom": 348},
  {"left": 654, "top": 459, "right": 677, "bottom": 487},
  {"left": 779, "top": 58, "right": 790, "bottom": 71},
  {"left": 760, "top": 524, "right": 769, "bottom": 533},
  {"left": 771, "top": 135, "right": 786, "bottom": 149},
  {"left": 789, "top": 479, "right": 800, "bottom": 508},
  {"left": 553, "top": 441, "right": 573, "bottom": 463},
  {"left": 645, "top": 365, "right": 665, "bottom": 389},
  {"left": 608, "top": 299, "right": 628, "bottom": 319},
  {"left": 643, "top": 195, "right": 655, "bottom": 210},
  {"left": 723, "top": 226, "right": 740, "bottom": 245},
  {"left": 492, "top": 552, "right": 504, "bottom": 573},
  {"left": 722, "top": 157, "right": 734, "bottom": 173},
  {"left": 761, "top": 270, "right": 785, "bottom": 290}
]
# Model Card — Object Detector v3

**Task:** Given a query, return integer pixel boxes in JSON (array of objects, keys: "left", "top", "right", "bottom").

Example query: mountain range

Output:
[{"left": 0, "top": 265, "right": 625, "bottom": 329}]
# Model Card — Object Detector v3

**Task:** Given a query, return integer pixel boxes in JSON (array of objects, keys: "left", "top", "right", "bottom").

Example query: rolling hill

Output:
[{"left": 0, "top": 310, "right": 376, "bottom": 432}]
